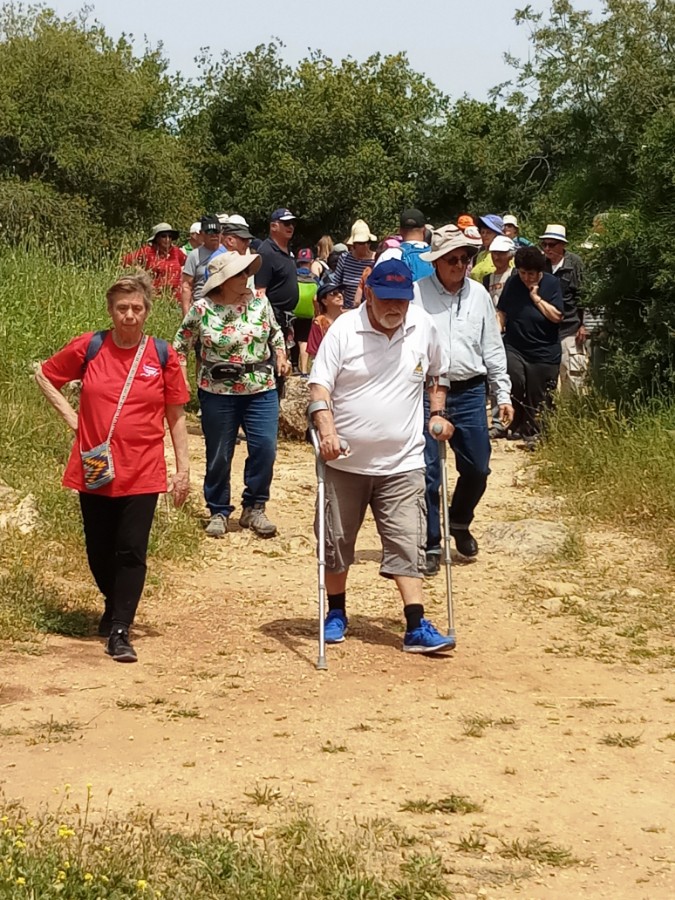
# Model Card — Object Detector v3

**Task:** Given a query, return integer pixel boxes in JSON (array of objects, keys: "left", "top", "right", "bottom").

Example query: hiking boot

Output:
[
  {"left": 423, "top": 552, "right": 441, "bottom": 576},
  {"left": 239, "top": 504, "right": 277, "bottom": 537},
  {"left": 489, "top": 425, "right": 506, "bottom": 439},
  {"left": 106, "top": 628, "right": 137, "bottom": 663},
  {"left": 97, "top": 610, "right": 112, "bottom": 637},
  {"left": 403, "top": 619, "right": 455, "bottom": 654},
  {"left": 324, "top": 610, "right": 348, "bottom": 643},
  {"left": 205, "top": 514, "right": 228, "bottom": 538},
  {"left": 450, "top": 527, "right": 478, "bottom": 558}
]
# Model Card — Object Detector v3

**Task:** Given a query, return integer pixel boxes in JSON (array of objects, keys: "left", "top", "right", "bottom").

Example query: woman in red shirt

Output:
[
  {"left": 122, "top": 223, "right": 186, "bottom": 302},
  {"left": 35, "top": 272, "right": 190, "bottom": 664}
]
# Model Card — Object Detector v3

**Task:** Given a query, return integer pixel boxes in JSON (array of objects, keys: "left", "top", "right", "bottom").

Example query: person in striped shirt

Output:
[{"left": 334, "top": 219, "right": 377, "bottom": 308}]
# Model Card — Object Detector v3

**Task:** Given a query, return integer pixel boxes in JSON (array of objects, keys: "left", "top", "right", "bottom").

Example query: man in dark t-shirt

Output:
[{"left": 254, "top": 208, "right": 300, "bottom": 341}]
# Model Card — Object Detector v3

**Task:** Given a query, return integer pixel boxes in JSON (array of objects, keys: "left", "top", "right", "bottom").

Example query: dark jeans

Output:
[
  {"left": 506, "top": 346, "right": 559, "bottom": 436},
  {"left": 79, "top": 492, "right": 158, "bottom": 629},
  {"left": 423, "top": 384, "right": 491, "bottom": 552},
  {"left": 199, "top": 388, "right": 279, "bottom": 517}
]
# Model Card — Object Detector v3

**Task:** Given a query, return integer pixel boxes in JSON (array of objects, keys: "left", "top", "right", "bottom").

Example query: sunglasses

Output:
[
  {"left": 540, "top": 241, "right": 560, "bottom": 249},
  {"left": 440, "top": 254, "right": 470, "bottom": 267}
]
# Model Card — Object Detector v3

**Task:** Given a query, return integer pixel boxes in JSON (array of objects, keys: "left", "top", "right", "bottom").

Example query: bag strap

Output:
[{"left": 106, "top": 336, "right": 148, "bottom": 443}]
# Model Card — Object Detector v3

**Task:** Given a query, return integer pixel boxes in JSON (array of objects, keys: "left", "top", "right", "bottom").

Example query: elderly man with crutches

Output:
[
  {"left": 308, "top": 259, "right": 455, "bottom": 656},
  {"left": 415, "top": 225, "right": 514, "bottom": 574}
]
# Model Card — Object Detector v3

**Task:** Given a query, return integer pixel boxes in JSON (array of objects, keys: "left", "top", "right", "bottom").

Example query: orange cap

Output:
[{"left": 457, "top": 214, "right": 474, "bottom": 231}]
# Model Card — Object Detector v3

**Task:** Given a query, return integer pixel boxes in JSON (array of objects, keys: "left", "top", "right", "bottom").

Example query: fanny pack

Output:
[
  {"left": 208, "top": 360, "right": 274, "bottom": 381},
  {"left": 80, "top": 336, "right": 148, "bottom": 490}
]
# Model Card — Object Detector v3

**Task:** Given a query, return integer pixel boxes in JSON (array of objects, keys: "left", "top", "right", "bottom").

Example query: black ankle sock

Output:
[
  {"left": 404, "top": 604, "right": 424, "bottom": 632},
  {"left": 328, "top": 592, "right": 346, "bottom": 613}
]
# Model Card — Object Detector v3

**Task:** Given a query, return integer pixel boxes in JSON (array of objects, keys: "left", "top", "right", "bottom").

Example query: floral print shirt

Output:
[{"left": 173, "top": 291, "right": 285, "bottom": 395}]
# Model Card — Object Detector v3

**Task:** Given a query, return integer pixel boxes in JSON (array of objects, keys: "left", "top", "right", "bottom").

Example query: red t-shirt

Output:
[
  {"left": 41, "top": 332, "right": 189, "bottom": 497},
  {"left": 122, "top": 245, "right": 186, "bottom": 300}
]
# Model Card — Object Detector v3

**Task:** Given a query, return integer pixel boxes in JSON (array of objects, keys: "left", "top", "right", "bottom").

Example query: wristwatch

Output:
[{"left": 430, "top": 409, "right": 452, "bottom": 421}]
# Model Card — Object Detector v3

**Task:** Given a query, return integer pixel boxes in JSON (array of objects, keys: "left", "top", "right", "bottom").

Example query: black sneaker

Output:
[
  {"left": 450, "top": 527, "right": 478, "bottom": 558},
  {"left": 97, "top": 610, "right": 112, "bottom": 637},
  {"left": 105, "top": 628, "right": 137, "bottom": 663},
  {"left": 423, "top": 552, "right": 441, "bottom": 576}
]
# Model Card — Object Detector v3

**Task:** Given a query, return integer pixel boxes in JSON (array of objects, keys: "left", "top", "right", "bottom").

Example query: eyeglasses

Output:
[
  {"left": 540, "top": 241, "right": 559, "bottom": 249},
  {"left": 440, "top": 254, "right": 470, "bottom": 267}
]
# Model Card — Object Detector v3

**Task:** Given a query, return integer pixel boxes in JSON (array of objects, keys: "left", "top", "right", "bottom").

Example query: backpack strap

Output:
[
  {"left": 152, "top": 337, "right": 169, "bottom": 368},
  {"left": 83, "top": 330, "right": 109, "bottom": 373},
  {"left": 84, "top": 330, "right": 168, "bottom": 373}
]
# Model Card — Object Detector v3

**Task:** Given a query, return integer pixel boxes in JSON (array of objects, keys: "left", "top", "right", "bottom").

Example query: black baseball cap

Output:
[
  {"left": 400, "top": 208, "right": 426, "bottom": 228},
  {"left": 200, "top": 215, "right": 221, "bottom": 234}
]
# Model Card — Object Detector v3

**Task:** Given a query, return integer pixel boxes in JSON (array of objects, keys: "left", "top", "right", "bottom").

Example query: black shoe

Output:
[
  {"left": 106, "top": 628, "right": 137, "bottom": 663},
  {"left": 450, "top": 527, "right": 478, "bottom": 558},
  {"left": 423, "top": 552, "right": 441, "bottom": 576},
  {"left": 97, "top": 610, "right": 112, "bottom": 637}
]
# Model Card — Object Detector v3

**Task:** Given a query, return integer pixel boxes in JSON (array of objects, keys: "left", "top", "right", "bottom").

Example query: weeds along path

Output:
[{"left": 1, "top": 434, "right": 674, "bottom": 898}]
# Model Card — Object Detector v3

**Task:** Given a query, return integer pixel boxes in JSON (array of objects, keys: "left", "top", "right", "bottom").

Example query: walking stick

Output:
[{"left": 432, "top": 423, "right": 455, "bottom": 642}]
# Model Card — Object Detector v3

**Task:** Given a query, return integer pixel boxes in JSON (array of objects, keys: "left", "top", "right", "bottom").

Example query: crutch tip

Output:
[{"left": 316, "top": 658, "right": 328, "bottom": 671}]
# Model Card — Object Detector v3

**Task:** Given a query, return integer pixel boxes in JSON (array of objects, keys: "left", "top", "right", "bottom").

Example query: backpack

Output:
[
  {"left": 294, "top": 271, "right": 319, "bottom": 319},
  {"left": 400, "top": 241, "right": 434, "bottom": 282},
  {"left": 84, "top": 330, "right": 169, "bottom": 372}
]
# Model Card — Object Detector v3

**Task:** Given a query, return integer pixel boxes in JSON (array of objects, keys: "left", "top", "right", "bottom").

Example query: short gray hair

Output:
[{"left": 106, "top": 270, "right": 154, "bottom": 312}]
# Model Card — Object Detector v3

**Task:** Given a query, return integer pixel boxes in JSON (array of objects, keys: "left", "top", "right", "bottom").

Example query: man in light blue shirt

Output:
[{"left": 415, "top": 225, "right": 513, "bottom": 573}]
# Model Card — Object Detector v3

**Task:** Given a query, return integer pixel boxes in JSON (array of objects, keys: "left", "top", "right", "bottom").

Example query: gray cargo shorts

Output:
[{"left": 315, "top": 467, "right": 427, "bottom": 579}]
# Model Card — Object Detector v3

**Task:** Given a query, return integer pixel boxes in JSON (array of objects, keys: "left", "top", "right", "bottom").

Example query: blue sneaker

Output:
[
  {"left": 403, "top": 618, "right": 455, "bottom": 654},
  {"left": 324, "top": 610, "right": 348, "bottom": 643}
]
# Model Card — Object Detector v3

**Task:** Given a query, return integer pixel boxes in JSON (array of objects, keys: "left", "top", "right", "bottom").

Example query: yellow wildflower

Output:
[
  {"left": 14, "top": 839, "right": 26, "bottom": 849},
  {"left": 16, "top": 876, "right": 26, "bottom": 885},
  {"left": 58, "top": 825, "right": 75, "bottom": 839},
  {"left": 136, "top": 879, "right": 148, "bottom": 891},
  {"left": 84, "top": 872, "right": 94, "bottom": 882},
  {"left": 57, "top": 871, "right": 67, "bottom": 881}
]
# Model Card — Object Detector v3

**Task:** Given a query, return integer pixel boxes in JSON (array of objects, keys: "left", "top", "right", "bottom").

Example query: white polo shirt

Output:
[{"left": 309, "top": 303, "right": 448, "bottom": 476}]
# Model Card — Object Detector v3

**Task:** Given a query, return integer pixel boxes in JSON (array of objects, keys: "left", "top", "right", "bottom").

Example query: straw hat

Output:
[
  {"left": 202, "top": 252, "right": 261, "bottom": 296},
  {"left": 539, "top": 224, "right": 568, "bottom": 243},
  {"left": 420, "top": 224, "right": 482, "bottom": 263},
  {"left": 346, "top": 219, "right": 377, "bottom": 244}
]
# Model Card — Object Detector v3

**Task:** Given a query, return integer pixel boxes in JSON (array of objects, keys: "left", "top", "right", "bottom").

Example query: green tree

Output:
[
  {"left": 186, "top": 44, "right": 447, "bottom": 239},
  {"left": 0, "top": 4, "right": 198, "bottom": 239}
]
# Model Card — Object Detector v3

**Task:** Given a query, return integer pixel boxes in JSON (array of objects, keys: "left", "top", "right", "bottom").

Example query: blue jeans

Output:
[
  {"left": 199, "top": 388, "right": 279, "bottom": 517},
  {"left": 423, "top": 385, "right": 491, "bottom": 552}
]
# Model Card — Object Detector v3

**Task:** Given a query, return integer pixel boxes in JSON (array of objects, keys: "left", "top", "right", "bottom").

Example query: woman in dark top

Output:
[{"left": 497, "top": 246, "right": 564, "bottom": 438}]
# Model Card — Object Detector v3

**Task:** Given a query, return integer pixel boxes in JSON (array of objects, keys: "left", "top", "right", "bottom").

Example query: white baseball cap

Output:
[
  {"left": 227, "top": 214, "right": 250, "bottom": 228},
  {"left": 189, "top": 221, "right": 202, "bottom": 234},
  {"left": 503, "top": 214, "right": 519, "bottom": 228},
  {"left": 489, "top": 235, "right": 516, "bottom": 253}
]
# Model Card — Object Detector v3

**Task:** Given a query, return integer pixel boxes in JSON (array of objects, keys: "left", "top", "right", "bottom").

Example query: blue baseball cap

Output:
[
  {"left": 476, "top": 214, "right": 504, "bottom": 234},
  {"left": 365, "top": 259, "right": 414, "bottom": 301},
  {"left": 270, "top": 207, "right": 298, "bottom": 222}
]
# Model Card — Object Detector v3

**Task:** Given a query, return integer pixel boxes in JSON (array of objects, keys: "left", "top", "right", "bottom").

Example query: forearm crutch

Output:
[
  {"left": 432, "top": 423, "right": 456, "bottom": 642},
  {"left": 308, "top": 425, "right": 328, "bottom": 671}
]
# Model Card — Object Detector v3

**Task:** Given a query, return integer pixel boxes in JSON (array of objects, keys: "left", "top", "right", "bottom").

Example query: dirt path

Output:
[{"left": 1, "top": 435, "right": 673, "bottom": 898}]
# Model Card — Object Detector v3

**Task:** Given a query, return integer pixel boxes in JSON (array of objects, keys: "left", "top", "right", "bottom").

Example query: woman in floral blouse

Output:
[{"left": 174, "top": 252, "right": 290, "bottom": 538}]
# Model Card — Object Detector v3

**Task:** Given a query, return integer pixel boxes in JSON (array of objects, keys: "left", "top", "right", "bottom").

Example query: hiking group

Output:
[{"left": 36, "top": 207, "right": 593, "bottom": 663}]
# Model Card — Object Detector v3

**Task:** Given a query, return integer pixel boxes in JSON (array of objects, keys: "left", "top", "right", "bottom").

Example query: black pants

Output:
[
  {"left": 79, "top": 493, "right": 159, "bottom": 629},
  {"left": 506, "top": 347, "right": 559, "bottom": 437}
]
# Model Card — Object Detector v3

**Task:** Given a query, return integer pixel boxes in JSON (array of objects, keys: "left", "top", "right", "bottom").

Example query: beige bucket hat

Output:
[
  {"left": 346, "top": 219, "right": 377, "bottom": 244},
  {"left": 420, "top": 224, "right": 482, "bottom": 263},
  {"left": 148, "top": 222, "right": 179, "bottom": 242},
  {"left": 202, "top": 252, "right": 261, "bottom": 297}
]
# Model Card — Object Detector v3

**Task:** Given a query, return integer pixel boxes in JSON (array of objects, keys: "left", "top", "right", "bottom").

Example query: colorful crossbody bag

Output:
[{"left": 80, "top": 336, "right": 148, "bottom": 490}]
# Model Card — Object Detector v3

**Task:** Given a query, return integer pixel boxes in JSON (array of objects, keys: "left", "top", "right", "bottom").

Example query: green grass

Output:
[
  {"left": 400, "top": 795, "right": 483, "bottom": 815},
  {"left": 498, "top": 837, "right": 579, "bottom": 867},
  {"left": 537, "top": 392, "right": 675, "bottom": 546},
  {"left": 599, "top": 732, "right": 642, "bottom": 748},
  {"left": 461, "top": 714, "right": 517, "bottom": 738},
  {"left": 0, "top": 803, "right": 453, "bottom": 899}
]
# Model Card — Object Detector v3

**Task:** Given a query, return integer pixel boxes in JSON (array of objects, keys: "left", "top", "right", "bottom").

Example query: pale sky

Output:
[{"left": 48, "top": 0, "right": 605, "bottom": 100}]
